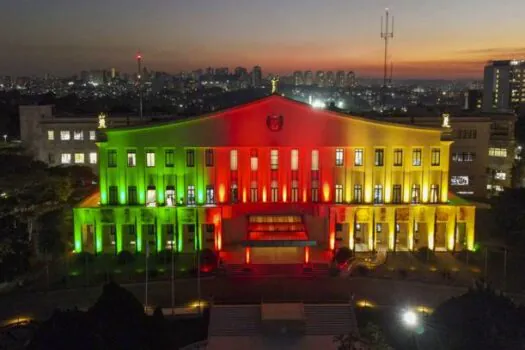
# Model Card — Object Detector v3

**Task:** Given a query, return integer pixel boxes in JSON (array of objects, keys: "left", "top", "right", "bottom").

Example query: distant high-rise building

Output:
[
  {"left": 336, "top": 71, "right": 346, "bottom": 87},
  {"left": 315, "top": 71, "right": 325, "bottom": 87},
  {"left": 304, "top": 71, "right": 314, "bottom": 86},
  {"left": 293, "top": 71, "right": 303, "bottom": 86},
  {"left": 483, "top": 60, "right": 525, "bottom": 112},
  {"left": 252, "top": 66, "right": 262, "bottom": 87},
  {"left": 347, "top": 71, "right": 356, "bottom": 88},
  {"left": 111, "top": 68, "right": 117, "bottom": 79},
  {"left": 234, "top": 67, "right": 248, "bottom": 77},
  {"left": 326, "top": 71, "right": 335, "bottom": 87},
  {"left": 215, "top": 67, "right": 229, "bottom": 76},
  {"left": 464, "top": 89, "right": 483, "bottom": 111}
]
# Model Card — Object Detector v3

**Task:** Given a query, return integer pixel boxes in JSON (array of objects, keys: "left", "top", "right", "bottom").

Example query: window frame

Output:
[
  {"left": 127, "top": 150, "right": 137, "bottom": 167},
  {"left": 431, "top": 148, "right": 441, "bottom": 166},
  {"left": 165, "top": 150, "right": 175, "bottom": 167},
  {"left": 412, "top": 149, "right": 422, "bottom": 166},
  {"left": 354, "top": 149, "right": 364, "bottom": 166},
  {"left": 108, "top": 150, "right": 117, "bottom": 168},
  {"left": 335, "top": 148, "right": 344, "bottom": 167},
  {"left": 186, "top": 150, "right": 195, "bottom": 167},
  {"left": 205, "top": 149, "right": 214, "bottom": 167},
  {"left": 393, "top": 149, "right": 403, "bottom": 166},
  {"left": 146, "top": 151, "right": 156, "bottom": 167}
]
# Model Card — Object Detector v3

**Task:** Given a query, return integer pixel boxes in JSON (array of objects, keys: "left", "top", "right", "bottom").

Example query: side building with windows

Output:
[
  {"left": 19, "top": 105, "right": 176, "bottom": 173},
  {"left": 73, "top": 95, "right": 475, "bottom": 263}
]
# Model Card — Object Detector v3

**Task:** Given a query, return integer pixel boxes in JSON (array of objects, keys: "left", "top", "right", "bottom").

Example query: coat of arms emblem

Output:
[{"left": 266, "top": 115, "right": 283, "bottom": 131}]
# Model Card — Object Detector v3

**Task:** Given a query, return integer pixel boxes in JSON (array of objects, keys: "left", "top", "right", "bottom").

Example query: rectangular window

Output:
[
  {"left": 206, "top": 185, "right": 215, "bottom": 204},
  {"left": 186, "top": 150, "right": 195, "bottom": 167},
  {"left": 60, "top": 130, "right": 70, "bottom": 141},
  {"left": 353, "top": 185, "right": 363, "bottom": 203},
  {"left": 335, "top": 148, "right": 344, "bottom": 166},
  {"left": 230, "top": 183, "right": 238, "bottom": 204},
  {"left": 374, "top": 149, "right": 384, "bottom": 166},
  {"left": 250, "top": 181, "right": 258, "bottom": 202},
  {"left": 291, "top": 181, "right": 299, "bottom": 202},
  {"left": 495, "top": 172, "right": 506, "bottom": 180},
  {"left": 230, "top": 150, "right": 238, "bottom": 170},
  {"left": 89, "top": 130, "right": 96, "bottom": 140},
  {"left": 47, "top": 130, "right": 54, "bottom": 140},
  {"left": 146, "top": 151, "right": 155, "bottom": 167},
  {"left": 451, "top": 176, "right": 470, "bottom": 186},
  {"left": 270, "top": 149, "right": 279, "bottom": 170},
  {"left": 335, "top": 184, "right": 343, "bottom": 203},
  {"left": 431, "top": 148, "right": 440, "bottom": 166},
  {"left": 205, "top": 149, "right": 214, "bottom": 167},
  {"left": 166, "top": 186, "right": 175, "bottom": 206},
  {"left": 127, "top": 151, "right": 136, "bottom": 167},
  {"left": 165, "top": 150, "right": 174, "bottom": 167},
  {"left": 311, "top": 150, "right": 319, "bottom": 170},
  {"left": 411, "top": 184, "right": 420, "bottom": 204},
  {"left": 187, "top": 185, "right": 195, "bottom": 205},
  {"left": 128, "top": 186, "right": 138, "bottom": 205},
  {"left": 270, "top": 181, "right": 278, "bottom": 202},
  {"left": 392, "top": 185, "right": 402, "bottom": 204},
  {"left": 291, "top": 149, "right": 299, "bottom": 170},
  {"left": 393, "top": 149, "right": 403, "bottom": 166},
  {"left": 74, "top": 153, "right": 84, "bottom": 164},
  {"left": 89, "top": 152, "right": 97, "bottom": 164},
  {"left": 61, "top": 153, "right": 71, "bottom": 164},
  {"left": 430, "top": 184, "right": 439, "bottom": 203},
  {"left": 73, "top": 130, "right": 84, "bottom": 141},
  {"left": 108, "top": 150, "right": 117, "bottom": 168},
  {"left": 146, "top": 186, "right": 156, "bottom": 207},
  {"left": 354, "top": 149, "right": 363, "bottom": 166},
  {"left": 412, "top": 149, "right": 422, "bottom": 166},
  {"left": 488, "top": 147, "right": 507, "bottom": 158},
  {"left": 108, "top": 186, "right": 118, "bottom": 205},
  {"left": 373, "top": 185, "right": 383, "bottom": 204},
  {"left": 250, "top": 149, "right": 258, "bottom": 171}
]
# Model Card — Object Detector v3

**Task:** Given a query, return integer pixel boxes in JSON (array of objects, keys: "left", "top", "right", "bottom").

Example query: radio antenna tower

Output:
[
  {"left": 380, "top": 8, "right": 394, "bottom": 109},
  {"left": 136, "top": 51, "right": 143, "bottom": 121}
]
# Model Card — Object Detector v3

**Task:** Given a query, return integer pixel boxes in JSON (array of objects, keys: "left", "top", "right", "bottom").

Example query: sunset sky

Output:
[{"left": 1, "top": 0, "right": 525, "bottom": 78}]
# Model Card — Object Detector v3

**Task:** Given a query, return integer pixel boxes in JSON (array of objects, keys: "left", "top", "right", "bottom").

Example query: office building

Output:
[
  {"left": 73, "top": 95, "right": 475, "bottom": 263},
  {"left": 483, "top": 60, "right": 525, "bottom": 112},
  {"left": 252, "top": 66, "right": 262, "bottom": 87},
  {"left": 293, "top": 71, "right": 303, "bottom": 86}
]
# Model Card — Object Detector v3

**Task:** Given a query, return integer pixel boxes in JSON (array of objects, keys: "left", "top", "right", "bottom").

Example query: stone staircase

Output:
[
  {"left": 225, "top": 263, "right": 329, "bottom": 278},
  {"left": 208, "top": 305, "right": 261, "bottom": 336},
  {"left": 304, "top": 304, "right": 358, "bottom": 336}
]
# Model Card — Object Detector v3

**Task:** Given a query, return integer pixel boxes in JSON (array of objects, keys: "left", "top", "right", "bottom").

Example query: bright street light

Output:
[{"left": 402, "top": 309, "right": 419, "bottom": 328}]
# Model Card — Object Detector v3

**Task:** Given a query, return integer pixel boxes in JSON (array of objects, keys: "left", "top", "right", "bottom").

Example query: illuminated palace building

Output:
[{"left": 74, "top": 95, "right": 475, "bottom": 264}]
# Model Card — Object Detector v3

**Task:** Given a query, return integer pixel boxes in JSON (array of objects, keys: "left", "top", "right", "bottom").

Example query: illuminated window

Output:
[
  {"left": 250, "top": 149, "right": 258, "bottom": 171},
  {"left": 451, "top": 176, "right": 469, "bottom": 186},
  {"left": 74, "top": 153, "right": 84, "bottom": 164},
  {"left": 431, "top": 149, "right": 440, "bottom": 166},
  {"left": 335, "top": 148, "right": 344, "bottom": 166},
  {"left": 374, "top": 149, "right": 384, "bottom": 166},
  {"left": 373, "top": 185, "right": 383, "bottom": 204},
  {"left": 393, "top": 149, "right": 403, "bottom": 166},
  {"left": 206, "top": 185, "right": 215, "bottom": 204},
  {"left": 73, "top": 130, "right": 84, "bottom": 141},
  {"left": 89, "top": 152, "right": 97, "bottom": 164},
  {"left": 108, "top": 186, "right": 118, "bottom": 205},
  {"left": 146, "top": 186, "right": 156, "bottom": 207},
  {"left": 271, "top": 180, "right": 279, "bottom": 202},
  {"left": 165, "top": 150, "right": 174, "bottom": 167},
  {"left": 205, "top": 149, "right": 214, "bottom": 167},
  {"left": 412, "top": 149, "right": 422, "bottom": 166},
  {"left": 488, "top": 147, "right": 507, "bottom": 158},
  {"left": 186, "top": 150, "right": 195, "bottom": 167},
  {"left": 127, "top": 151, "right": 136, "bottom": 167},
  {"left": 353, "top": 185, "right": 363, "bottom": 203},
  {"left": 335, "top": 184, "right": 343, "bottom": 203},
  {"left": 47, "top": 130, "right": 54, "bottom": 140},
  {"left": 61, "top": 153, "right": 71, "bottom": 164},
  {"left": 291, "top": 149, "right": 299, "bottom": 170},
  {"left": 392, "top": 184, "right": 402, "bottom": 203},
  {"left": 411, "top": 184, "right": 420, "bottom": 204},
  {"left": 146, "top": 151, "right": 155, "bottom": 167},
  {"left": 430, "top": 184, "right": 439, "bottom": 203},
  {"left": 231, "top": 183, "right": 238, "bottom": 203},
  {"left": 166, "top": 186, "right": 175, "bottom": 206},
  {"left": 108, "top": 150, "right": 117, "bottom": 167},
  {"left": 354, "top": 149, "right": 363, "bottom": 166},
  {"left": 495, "top": 171, "right": 507, "bottom": 180},
  {"left": 128, "top": 186, "right": 138, "bottom": 205},
  {"left": 250, "top": 181, "right": 258, "bottom": 202},
  {"left": 187, "top": 185, "right": 195, "bottom": 205},
  {"left": 60, "top": 130, "right": 70, "bottom": 141},
  {"left": 291, "top": 180, "right": 299, "bottom": 202},
  {"left": 311, "top": 150, "right": 319, "bottom": 170},
  {"left": 270, "top": 149, "right": 279, "bottom": 170},
  {"left": 452, "top": 152, "right": 475, "bottom": 162},
  {"left": 89, "top": 130, "right": 96, "bottom": 140},
  {"left": 230, "top": 150, "right": 238, "bottom": 170},
  {"left": 311, "top": 180, "right": 319, "bottom": 203}
]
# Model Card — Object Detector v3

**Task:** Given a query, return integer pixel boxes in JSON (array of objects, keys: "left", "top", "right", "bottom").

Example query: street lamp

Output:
[
  {"left": 402, "top": 309, "right": 419, "bottom": 328},
  {"left": 3, "top": 134, "right": 6, "bottom": 143}
]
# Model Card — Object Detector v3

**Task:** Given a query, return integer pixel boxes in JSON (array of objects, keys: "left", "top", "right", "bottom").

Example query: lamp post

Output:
[{"left": 3, "top": 134, "right": 7, "bottom": 143}]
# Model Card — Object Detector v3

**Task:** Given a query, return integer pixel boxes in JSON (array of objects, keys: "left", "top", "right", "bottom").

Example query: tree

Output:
[
  {"left": 491, "top": 188, "right": 525, "bottom": 248},
  {"left": 334, "top": 324, "right": 390, "bottom": 350}
]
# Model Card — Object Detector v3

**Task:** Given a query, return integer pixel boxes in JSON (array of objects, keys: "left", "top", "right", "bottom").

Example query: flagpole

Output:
[
  {"left": 196, "top": 208, "right": 201, "bottom": 314},
  {"left": 145, "top": 241, "right": 149, "bottom": 310}
]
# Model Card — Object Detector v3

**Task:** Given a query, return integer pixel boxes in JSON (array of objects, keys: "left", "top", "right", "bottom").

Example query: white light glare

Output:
[
  {"left": 337, "top": 101, "right": 344, "bottom": 109},
  {"left": 311, "top": 99, "right": 326, "bottom": 109},
  {"left": 402, "top": 310, "right": 418, "bottom": 327}
]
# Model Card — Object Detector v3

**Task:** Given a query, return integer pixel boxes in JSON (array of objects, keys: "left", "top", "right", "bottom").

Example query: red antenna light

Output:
[{"left": 136, "top": 53, "right": 142, "bottom": 60}]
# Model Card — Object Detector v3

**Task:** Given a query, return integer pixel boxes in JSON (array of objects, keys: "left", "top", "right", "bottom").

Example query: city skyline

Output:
[{"left": 1, "top": 0, "right": 525, "bottom": 78}]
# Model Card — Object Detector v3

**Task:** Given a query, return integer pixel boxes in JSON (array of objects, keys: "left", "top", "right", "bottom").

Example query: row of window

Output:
[
  {"left": 108, "top": 148, "right": 441, "bottom": 169},
  {"left": 60, "top": 152, "right": 97, "bottom": 164},
  {"left": 49, "top": 130, "right": 96, "bottom": 141},
  {"left": 454, "top": 129, "right": 477, "bottom": 140},
  {"left": 107, "top": 183, "right": 441, "bottom": 206},
  {"left": 488, "top": 147, "right": 507, "bottom": 158},
  {"left": 452, "top": 152, "right": 476, "bottom": 162}
]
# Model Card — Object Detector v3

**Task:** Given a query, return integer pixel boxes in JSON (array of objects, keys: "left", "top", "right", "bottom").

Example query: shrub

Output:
[
  {"left": 334, "top": 247, "right": 353, "bottom": 265},
  {"left": 415, "top": 247, "right": 434, "bottom": 261},
  {"left": 117, "top": 251, "right": 135, "bottom": 265}
]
